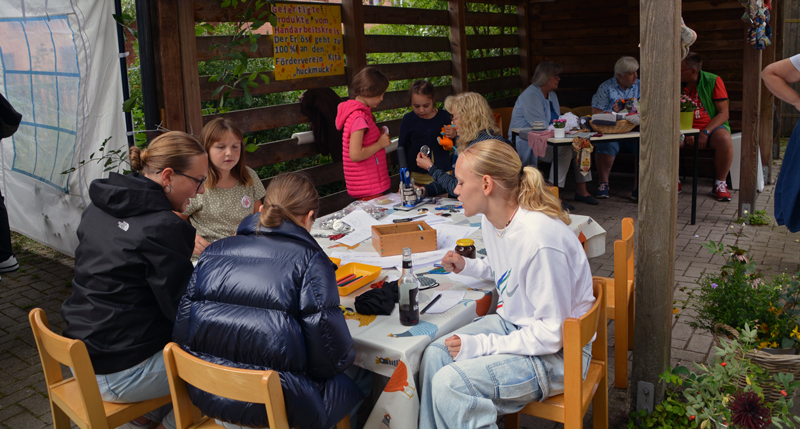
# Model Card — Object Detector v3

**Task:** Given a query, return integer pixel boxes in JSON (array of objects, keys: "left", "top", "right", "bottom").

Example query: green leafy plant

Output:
[
  {"left": 735, "top": 209, "right": 772, "bottom": 226},
  {"left": 61, "top": 137, "right": 135, "bottom": 175},
  {"left": 628, "top": 325, "right": 800, "bottom": 429},
  {"left": 688, "top": 224, "right": 800, "bottom": 350}
]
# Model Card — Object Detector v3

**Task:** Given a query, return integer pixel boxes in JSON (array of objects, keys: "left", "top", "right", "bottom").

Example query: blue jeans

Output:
[
  {"left": 595, "top": 140, "right": 639, "bottom": 157},
  {"left": 418, "top": 315, "right": 591, "bottom": 429},
  {"left": 92, "top": 350, "right": 174, "bottom": 426}
]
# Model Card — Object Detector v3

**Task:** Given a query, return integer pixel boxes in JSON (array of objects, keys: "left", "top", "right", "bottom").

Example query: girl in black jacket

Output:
[
  {"left": 173, "top": 173, "right": 364, "bottom": 429},
  {"left": 61, "top": 131, "right": 207, "bottom": 429}
]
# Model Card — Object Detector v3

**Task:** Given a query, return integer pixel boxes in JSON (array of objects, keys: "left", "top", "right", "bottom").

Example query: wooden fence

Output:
[{"left": 150, "top": 0, "right": 761, "bottom": 214}]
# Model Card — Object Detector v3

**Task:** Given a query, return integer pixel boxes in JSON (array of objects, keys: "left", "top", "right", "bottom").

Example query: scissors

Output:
[{"left": 392, "top": 214, "right": 426, "bottom": 223}]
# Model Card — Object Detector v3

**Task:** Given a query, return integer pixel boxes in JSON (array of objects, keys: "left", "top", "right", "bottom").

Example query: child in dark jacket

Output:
[{"left": 398, "top": 80, "right": 453, "bottom": 185}]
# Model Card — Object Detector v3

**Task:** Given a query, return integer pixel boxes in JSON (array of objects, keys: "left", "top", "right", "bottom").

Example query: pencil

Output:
[
  {"left": 336, "top": 274, "right": 355, "bottom": 284},
  {"left": 421, "top": 294, "right": 442, "bottom": 314},
  {"left": 338, "top": 275, "right": 363, "bottom": 287}
]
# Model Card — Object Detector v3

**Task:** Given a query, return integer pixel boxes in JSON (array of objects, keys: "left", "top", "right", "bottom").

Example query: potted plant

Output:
[
  {"left": 628, "top": 325, "right": 800, "bottom": 429},
  {"left": 552, "top": 118, "right": 567, "bottom": 138},
  {"left": 687, "top": 225, "right": 800, "bottom": 402},
  {"left": 680, "top": 94, "right": 698, "bottom": 130}
]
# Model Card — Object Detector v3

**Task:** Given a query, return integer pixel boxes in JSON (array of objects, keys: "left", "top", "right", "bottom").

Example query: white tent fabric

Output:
[{"left": 0, "top": 0, "right": 126, "bottom": 256}]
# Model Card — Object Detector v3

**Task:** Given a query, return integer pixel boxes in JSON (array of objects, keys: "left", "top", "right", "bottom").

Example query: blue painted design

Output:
[
  {"left": 1, "top": 15, "right": 80, "bottom": 192},
  {"left": 390, "top": 321, "right": 438, "bottom": 339}
]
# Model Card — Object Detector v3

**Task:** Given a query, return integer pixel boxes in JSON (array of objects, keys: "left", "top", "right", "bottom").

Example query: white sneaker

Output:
[{"left": 0, "top": 255, "right": 18, "bottom": 273}]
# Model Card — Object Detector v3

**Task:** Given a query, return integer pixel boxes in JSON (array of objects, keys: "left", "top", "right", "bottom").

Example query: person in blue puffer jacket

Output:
[{"left": 172, "top": 172, "right": 364, "bottom": 429}]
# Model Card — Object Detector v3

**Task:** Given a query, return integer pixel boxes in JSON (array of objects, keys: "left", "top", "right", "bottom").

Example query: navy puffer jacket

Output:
[{"left": 173, "top": 214, "right": 363, "bottom": 429}]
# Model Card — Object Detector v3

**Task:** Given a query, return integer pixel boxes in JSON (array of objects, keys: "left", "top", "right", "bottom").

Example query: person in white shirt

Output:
[
  {"left": 762, "top": 54, "right": 800, "bottom": 233},
  {"left": 417, "top": 139, "right": 596, "bottom": 429}
]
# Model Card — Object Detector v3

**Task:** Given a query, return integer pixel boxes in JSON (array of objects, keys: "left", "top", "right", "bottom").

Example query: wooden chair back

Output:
[
  {"left": 559, "top": 106, "right": 573, "bottom": 115},
  {"left": 505, "top": 278, "right": 608, "bottom": 429},
  {"left": 163, "top": 342, "right": 291, "bottom": 429},
  {"left": 492, "top": 107, "right": 514, "bottom": 139},
  {"left": 28, "top": 308, "right": 170, "bottom": 429},
  {"left": 571, "top": 105, "right": 593, "bottom": 117}
]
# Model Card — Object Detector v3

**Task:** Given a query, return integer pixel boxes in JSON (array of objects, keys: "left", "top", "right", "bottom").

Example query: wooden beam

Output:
[
  {"left": 759, "top": 35, "right": 776, "bottom": 183},
  {"left": 177, "top": 0, "right": 203, "bottom": 135},
  {"left": 341, "top": 0, "right": 366, "bottom": 97},
  {"left": 516, "top": 1, "right": 532, "bottom": 85},
  {"left": 152, "top": 0, "right": 186, "bottom": 132},
  {"left": 631, "top": 0, "right": 679, "bottom": 410},
  {"left": 739, "top": 45, "right": 762, "bottom": 215},
  {"left": 448, "top": 0, "right": 468, "bottom": 93}
]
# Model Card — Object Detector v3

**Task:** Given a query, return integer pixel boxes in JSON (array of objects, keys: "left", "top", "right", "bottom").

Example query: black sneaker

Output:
[{"left": 574, "top": 194, "right": 599, "bottom": 205}]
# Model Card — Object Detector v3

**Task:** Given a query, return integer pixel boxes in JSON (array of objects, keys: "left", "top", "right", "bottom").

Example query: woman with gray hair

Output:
[{"left": 508, "top": 61, "right": 596, "bottom": 206}]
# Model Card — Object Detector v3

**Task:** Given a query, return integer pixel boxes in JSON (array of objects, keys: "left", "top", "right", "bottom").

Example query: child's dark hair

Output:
[
  {"left": 351, "top": 67, "right": 389, "bottom": 98},
  {"left": 409, "top": 80, "right": 435, "bottom": 101}
]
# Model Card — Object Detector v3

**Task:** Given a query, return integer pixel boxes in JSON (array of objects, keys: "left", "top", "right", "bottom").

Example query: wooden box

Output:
[{"left": 371, "top": 221, "right": 437, "bottom": 256}]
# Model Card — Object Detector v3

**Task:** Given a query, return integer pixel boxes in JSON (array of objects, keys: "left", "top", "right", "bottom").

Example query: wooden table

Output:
[{"left": 510, "top": 128, "right": 702, "bottom": 224}]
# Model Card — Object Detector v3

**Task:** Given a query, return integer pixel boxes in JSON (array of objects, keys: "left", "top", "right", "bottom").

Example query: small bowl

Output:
[{"left": 335, "top": 263, "right": 381, "bottom": 296}]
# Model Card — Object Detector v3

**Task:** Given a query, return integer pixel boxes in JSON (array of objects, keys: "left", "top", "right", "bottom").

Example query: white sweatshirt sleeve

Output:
[
  {"left": 454, "top": 247, "right": 577, "bottom": 362},
  {"left": 458, "top": 256, "right": 493, "bottom": 280}
]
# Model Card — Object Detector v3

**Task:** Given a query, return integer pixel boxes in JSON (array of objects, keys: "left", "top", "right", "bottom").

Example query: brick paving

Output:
[{"left": 1, "top": 168, "right": 799, "bottom": 428}]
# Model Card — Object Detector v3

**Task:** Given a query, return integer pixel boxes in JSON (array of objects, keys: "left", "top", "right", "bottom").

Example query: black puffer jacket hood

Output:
[{"left": 173, "top": 214, "right": 363, "bottom": 429}]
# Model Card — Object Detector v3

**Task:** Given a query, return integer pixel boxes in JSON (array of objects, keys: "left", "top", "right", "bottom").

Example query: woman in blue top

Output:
[
  {"left": 416, "top": 92, "right": 510, "bottom": 197},
  {"left": 508, "top": 61, "right": 597, "bottom": 206},
  {"left": 398, "top": 80, "right": 453, "bottom": 185}
]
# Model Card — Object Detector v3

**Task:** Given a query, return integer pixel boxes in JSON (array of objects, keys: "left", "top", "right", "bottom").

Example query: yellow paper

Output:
[{"left": 272, "top": 3, "right": 344, "bottom": 80}]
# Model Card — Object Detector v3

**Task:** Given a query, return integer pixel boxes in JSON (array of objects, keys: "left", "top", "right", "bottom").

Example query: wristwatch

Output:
[{"left": 701, "top": 129, "right": 710, "bottom": 136}]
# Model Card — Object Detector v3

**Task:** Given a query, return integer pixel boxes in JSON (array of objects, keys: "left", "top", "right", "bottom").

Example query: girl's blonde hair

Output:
[
  {"left": 199, "top": 117, "right": 253, "bottom": 189},
  {"left": 259, "top": 173, "right": 319, "bottom": 229},
  {"left": 129, "top": 131, "right": 206, "bottom": 175},
  {"left": 461, "top": 139, "right": 570, "bottom": 225},
  {"left": 443, "top": 92, "right": 499, "bottom": 150}
]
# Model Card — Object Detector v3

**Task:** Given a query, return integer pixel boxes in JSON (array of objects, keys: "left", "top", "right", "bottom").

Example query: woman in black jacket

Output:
[
  {"left": 61, "top": 131, "right": 207, "bottom": 429},
  {"left": 173, "top": 172, "right": 364, "bottom": 429}
]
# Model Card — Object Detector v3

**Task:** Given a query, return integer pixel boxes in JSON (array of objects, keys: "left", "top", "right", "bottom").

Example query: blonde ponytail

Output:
[{"left": 461, "top": 140, "right": 570, "bottom": 225}]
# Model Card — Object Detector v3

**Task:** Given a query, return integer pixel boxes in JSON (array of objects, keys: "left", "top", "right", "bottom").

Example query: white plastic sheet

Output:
[{"left": 0, "top": 0, "right": 126, "bottom": 255}]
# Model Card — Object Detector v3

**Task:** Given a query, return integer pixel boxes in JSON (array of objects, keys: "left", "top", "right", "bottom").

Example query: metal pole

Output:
[
  {"left": 134, "top": 0, "right": 160, "bottom": 144},
  {"left": 114, "top": 0, "right": 134, "bottom": 148}
]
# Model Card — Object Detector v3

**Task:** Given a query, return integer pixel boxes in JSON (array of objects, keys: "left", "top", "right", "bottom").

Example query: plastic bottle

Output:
[{"left": 398, "top": 247, "right": 420, "bottom": 326}]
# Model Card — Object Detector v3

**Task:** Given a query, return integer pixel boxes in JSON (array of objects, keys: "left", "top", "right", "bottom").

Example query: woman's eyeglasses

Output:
[{"left": 157, "top": 170, "right": 207, "bottom": 193}]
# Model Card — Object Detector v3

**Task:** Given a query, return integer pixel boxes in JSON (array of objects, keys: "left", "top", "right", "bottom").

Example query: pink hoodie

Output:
[{"left": 335, "top": 100, "right": 390, "bottom": 198}]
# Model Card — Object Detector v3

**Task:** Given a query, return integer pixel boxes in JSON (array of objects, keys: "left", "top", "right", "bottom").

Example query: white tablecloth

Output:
[{"left": 313, "top": 195, "right": 606, "bottom": 428}]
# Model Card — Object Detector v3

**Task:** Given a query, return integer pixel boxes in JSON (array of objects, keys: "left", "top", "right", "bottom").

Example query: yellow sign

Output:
[{"left": 272, "top": 3, "right": 344, "bottom": 80}]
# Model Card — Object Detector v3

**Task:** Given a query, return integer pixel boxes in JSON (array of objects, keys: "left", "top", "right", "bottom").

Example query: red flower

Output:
[
  {"left": 781, "top": 390, "right": 788, "bottom": 397},
  {"left": 721, "top": 362, "right": 727, "bottom": 367},
  {"left": 729, "top": 391, "right": 771, "bottom": 429},
  {"left": 689, "top": 415, "right": 696, "bottom": 421}
]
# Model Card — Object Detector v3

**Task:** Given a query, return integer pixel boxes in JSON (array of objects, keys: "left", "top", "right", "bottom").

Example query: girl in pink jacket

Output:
[{"left": 335, "top": 67, "right": 391, "bottom": 199}]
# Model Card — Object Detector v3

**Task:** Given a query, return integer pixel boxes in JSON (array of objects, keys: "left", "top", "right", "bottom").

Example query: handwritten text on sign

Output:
[{"left": 272, "top": 3, "right": 344, "bottom": 80}]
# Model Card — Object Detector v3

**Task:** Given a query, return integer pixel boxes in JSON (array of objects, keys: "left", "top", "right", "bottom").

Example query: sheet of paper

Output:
[
  {"left": 336, "top": 209, "right": 382, "bottom": 246},
  {"left": 422, "top": 290, "right": 466, "bottom": 314},
  {"left": 330, "top": 250, "right": 401, "bottom": 268},
  {"left": 431, "top": 224, "right": 480, "bottom": 250},
  {"left": 393, "top": 249, "right": 450, "bottom": 271},
  {"left": 366, "top": 193, "right": 402, "bottom": 209}
]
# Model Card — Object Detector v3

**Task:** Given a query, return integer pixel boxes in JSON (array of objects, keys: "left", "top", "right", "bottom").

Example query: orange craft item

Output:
[{"left": 437, "top": 125, "right": 454, "bottom": 151}]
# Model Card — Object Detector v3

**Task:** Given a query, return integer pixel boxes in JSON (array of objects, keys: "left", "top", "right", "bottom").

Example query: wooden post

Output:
[
  {"left": 759, "top": 39, "right": 775, "bottom": 183},
  {"left": 739, "top": 44, "right": 762, "bottom": 216},
  {"left": 152, "top": 0, "right": 186, "bottom": 132},
  {"left": 772, "top": 0, "right": 784, "bottom": 159},
  {"left": 516, "top": 1, "right": 532, "bottom": 87},
  {"left": 632, "top": 0, "right": 679, "bottom": 410},
  {"left": 341, "top": 0, "right": 366, "bottom": 96},
  {"left": 448, "top": 0, "right": 468, "bottom": 93},
  {"left": 176, "top": 0, "right": 203, "bottom": 136}
]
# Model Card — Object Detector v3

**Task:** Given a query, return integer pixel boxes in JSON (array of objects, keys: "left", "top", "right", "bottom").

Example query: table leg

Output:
[
  {"left": 551, "top": 144, "right": 559, "bottom": 188},
  {"left": 692, "top": 140, "right": 698, "bottom": 225}
]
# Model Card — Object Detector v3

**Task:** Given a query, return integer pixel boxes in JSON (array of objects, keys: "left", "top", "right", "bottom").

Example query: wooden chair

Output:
[
  {"left": 504, "top": 278, "right": 608, "bottom": 429},
  {"left": 163, "top": 343, "right": 350, "bottom": 429},
  {"left": 593, "top": 216, "right": 635, "bottom": 388},
  {"left": 28, "top": 308, "right": 171, "bottom": 429},
  {"left": 492, "top": 106, "right": 514, "bottom": 139},
  {"left": 571, "top": 105, "right": 593, "bottom": 117},
  {"left": 560, "top": 106, "right": 573, "bottom": 115}
]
